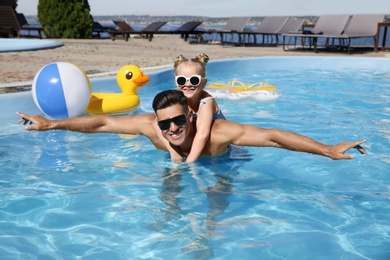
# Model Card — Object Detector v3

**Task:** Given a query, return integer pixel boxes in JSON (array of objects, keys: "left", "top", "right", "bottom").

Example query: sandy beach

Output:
[{"left": 0, "top": 34, "right": 388, "bottom": 87}]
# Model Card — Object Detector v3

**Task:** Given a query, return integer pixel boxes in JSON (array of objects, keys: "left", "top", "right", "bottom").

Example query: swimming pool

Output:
[
  {"left": 1, "top": 57, "right": 389, "bottom": 259},
  {"left": 0, "top": 39, "right": 64, "bottom": 53}
]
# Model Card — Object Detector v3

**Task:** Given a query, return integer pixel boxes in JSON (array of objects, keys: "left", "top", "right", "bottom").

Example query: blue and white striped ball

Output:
[{"left": 32, "top": 62, "right": 92, "bottom": 119}]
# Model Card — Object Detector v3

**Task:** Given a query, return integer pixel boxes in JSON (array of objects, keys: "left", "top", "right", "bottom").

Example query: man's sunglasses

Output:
[
  {"left": 175, "top": 75, "right": 204, "bottom": 87},
  {"left": 157, "top": 114, "right": 187, "bottom": 131}
]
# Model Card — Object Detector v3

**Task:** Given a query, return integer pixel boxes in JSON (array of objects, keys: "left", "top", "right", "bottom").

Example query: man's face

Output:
[{"left": 156, "top": 103, "right": 191, "bottom": 147}]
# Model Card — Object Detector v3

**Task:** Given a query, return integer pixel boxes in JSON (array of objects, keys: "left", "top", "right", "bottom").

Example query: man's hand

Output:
[
  {"left": 328, "top": 140, "right": 367, "bottom": 160},
  {"left": 16, "top": 112, "right": 52, "bottom": 131}
]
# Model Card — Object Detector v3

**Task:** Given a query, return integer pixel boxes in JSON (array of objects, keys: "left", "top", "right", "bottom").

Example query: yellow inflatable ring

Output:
[
  {"left": 206, "top": 81, "right": 281, "bottom": 102},
  {"left": 207, "top": 81, "right": 278, "bottom": 92},
  {"left": 85, "top": 65, "right": 150, "bottom": 115}
]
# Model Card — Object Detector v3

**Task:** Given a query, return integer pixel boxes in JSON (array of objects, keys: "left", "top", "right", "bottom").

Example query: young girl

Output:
[{"left": 155, "top": 53, "right": 225, "bottom": 163}]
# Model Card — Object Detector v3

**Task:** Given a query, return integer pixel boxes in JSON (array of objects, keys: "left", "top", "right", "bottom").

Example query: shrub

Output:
[{"left": 38, "top": 0, "right": 93, "bottom": 38}]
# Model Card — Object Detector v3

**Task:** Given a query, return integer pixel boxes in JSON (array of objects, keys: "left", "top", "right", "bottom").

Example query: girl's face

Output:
[{"left": 175, "top": 62, "right": 207, "bottom": 100}]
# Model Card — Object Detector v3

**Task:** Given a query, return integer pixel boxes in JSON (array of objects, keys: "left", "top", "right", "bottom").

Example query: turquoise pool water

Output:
[{"left": 1, "top": 57, "right": 389, "bottom": 259}]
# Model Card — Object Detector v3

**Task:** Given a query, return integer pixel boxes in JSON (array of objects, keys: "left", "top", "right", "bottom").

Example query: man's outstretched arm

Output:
[
  {"left": 259, "top": 127, "right": 366, "bottom": 160},
  {"left": 16, "top": 112, "right": 155, "bottom": 135},
  {"left": 215, "top": 121, "right": 367, "bottom": 160}
]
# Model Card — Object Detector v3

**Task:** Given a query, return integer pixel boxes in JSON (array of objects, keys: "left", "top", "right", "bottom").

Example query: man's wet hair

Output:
[{"left": 152, "top": 90, "right": 188, "bottom": 113}]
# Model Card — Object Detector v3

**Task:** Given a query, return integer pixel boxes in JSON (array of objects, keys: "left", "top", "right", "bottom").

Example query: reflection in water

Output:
[
  {"left": 149, "top": 164, "right": 235, "bottom": 259},
  {"left": 182, "top": 174, "right": 233, "bottom": 259},
  {"left": 149, "top": 168, "right": 184, "bottom": 231}
]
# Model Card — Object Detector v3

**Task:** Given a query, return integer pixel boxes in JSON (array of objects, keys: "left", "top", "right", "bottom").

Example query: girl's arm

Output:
[
  {"left": 185, "top": 100, "right": 215, "bottom": 163},
  {"left": 153, "top": 118, "right": 185, "bottom": 163}
]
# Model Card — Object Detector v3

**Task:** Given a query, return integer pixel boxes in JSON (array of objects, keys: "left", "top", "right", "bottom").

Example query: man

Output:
[{"left": 17, "top": 90, "right": 367, "bottom": 162}]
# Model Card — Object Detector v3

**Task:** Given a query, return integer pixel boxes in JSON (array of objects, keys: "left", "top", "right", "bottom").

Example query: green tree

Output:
[{"left": 38, "top": 0, "right": 93, "bottom": 38}]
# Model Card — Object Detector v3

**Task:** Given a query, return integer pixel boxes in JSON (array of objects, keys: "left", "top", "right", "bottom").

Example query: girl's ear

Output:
[{"left": 202, "top": 78, "right": 208, "bottom": 89}]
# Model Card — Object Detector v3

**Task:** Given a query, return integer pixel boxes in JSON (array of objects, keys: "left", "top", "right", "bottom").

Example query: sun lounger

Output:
[
  {"left": 271, "top": 17, "right": 305, "bottom": 47},
  {"left": 17, "top": 12, "right": 52, "bottom": 39},
  {"left": 109, "top": 20, "right": 167, "bottom": 41},
  {"left": 92, "top": 21, "right": 114, "bottom": 38},
  {"left": 282, "top": 15, "right": 351, "bottom": 52},
  {"left": 205, "top": 16, "right": 251, "bottom": 45},
  {"left": 279, "top": 17, "right": 305, "bottom": 34},
  {"left": 336, "top": 14, "right": 385, "bottom": 53},
  {"left": 109, "top": 21, "right": 134, "bottom": 41},
  {"left": 242, "top": 16, "right": 289, "bottom": 45},
  {"left": 0, "top": 6, "right": 49, "bottom": 39},
  {"left": 175, "top": 21, "right": 203, "bottom": 41},
  {"left": 0, "top": 5, "right": 21, "bottom": 38},
  {"left": 240, "top": 17, "right": 304, "bottom": 46},
  {"left": 139, "top": 21, "right": 168, "bottom": 41}
]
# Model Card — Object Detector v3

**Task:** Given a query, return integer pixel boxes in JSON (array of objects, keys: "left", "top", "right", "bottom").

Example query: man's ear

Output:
[{"left": 188, "top": 111, "right": 194, "bottom": 123}]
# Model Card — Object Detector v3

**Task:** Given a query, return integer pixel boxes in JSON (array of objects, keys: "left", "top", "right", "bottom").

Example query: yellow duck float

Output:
[
  {"left": 85, "top": 65, "right": 150, "bottom": 115},
  {"left": 206, "top": 80, "right": 281, "bottom": 102}
]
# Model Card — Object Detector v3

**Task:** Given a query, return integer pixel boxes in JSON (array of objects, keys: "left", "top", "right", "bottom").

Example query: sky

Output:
[{"left": 17, "top": 0, "right": 389, "bottom": 17}]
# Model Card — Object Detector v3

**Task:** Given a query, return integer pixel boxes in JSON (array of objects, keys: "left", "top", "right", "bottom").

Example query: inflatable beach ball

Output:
[{"left": 32, "top": 62, "right": 92, "bottom": 119}]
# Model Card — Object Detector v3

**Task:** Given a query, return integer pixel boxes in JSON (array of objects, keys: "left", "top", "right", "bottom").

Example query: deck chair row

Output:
[
  {"left": 109, "top": 20, "right": 169, "bottom": 41},
  {"left": 241, "top": 17, "right": 305, "bottom": 45},
  {"left": 104, "top": 20, "right": 204, "bottom": 42},
  {"left": 193, "top": 14, "right": 386, "bottom": 50},
  {"left": 102, "top": 17, "right": 304, "bottom": 45},
  {"left": 200, "top": 16, "right": 305, "bottom": 46},
  {"left": 282, "top": 14, "right": 386, "bottom": 53}
]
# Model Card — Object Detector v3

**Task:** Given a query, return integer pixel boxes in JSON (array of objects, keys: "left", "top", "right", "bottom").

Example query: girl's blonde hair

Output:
[{"left": 174, "top": 53, "right": 209, "bottom": 76}]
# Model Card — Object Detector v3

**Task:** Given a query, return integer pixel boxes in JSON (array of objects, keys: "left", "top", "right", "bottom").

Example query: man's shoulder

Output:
[
  {"left": 136, "top": 113, "right": 156, "bottom": 121},
  {"left": 138, "top": 114, "right": 157, "bottom": 134},
  {"left": 110, "top": 113, "right": 156, "bottom": 135},
  {"left": 212, "top": 118, "right": 236, "bottom": 128},
  {"left": 205, "top": 119, "right": 235, "bottom": 155},
  {"left": 114, "top": 113, "right": 155, "bottom": 124},
  {"left": 210, "top": 119, "right": 236, "bottom": 137},
  {"left": 134, "top": 114, "right": 156, "bottom": 129},
  {"left": 210, "top": 119, "right": 244, "bottom": 140}
]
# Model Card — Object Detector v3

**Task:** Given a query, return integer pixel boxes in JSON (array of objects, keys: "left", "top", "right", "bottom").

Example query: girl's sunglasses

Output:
[
  {"left": 175, "top": 75, "right": 204, "bottom": 87},
  {"left": 157, "top": 114, "right": 187, "bottom": 131}
]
